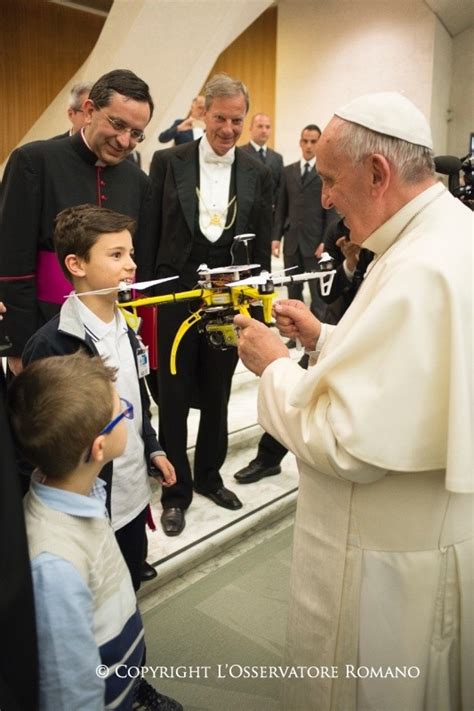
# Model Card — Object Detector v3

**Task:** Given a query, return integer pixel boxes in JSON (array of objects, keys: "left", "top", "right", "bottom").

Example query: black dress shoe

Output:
[
  {"left": 234, "top": 460, "right": 282, "bottom": 484},
  {"left": 160, "top": 507, "right": 185, "bottom": 536},
  {"left": 141, "top": 561, "right": 158, "bottom": 582},
  {"left": 195, "top": 486, "right": 243, "bottom": 510},
  {"left": 132, "top": 678, "right": 183, "bottom": 710}
]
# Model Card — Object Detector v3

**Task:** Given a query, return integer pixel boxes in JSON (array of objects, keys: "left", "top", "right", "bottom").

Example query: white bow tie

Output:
[{"left": 203, "top": 151, "right": 234, "bottom": 166}]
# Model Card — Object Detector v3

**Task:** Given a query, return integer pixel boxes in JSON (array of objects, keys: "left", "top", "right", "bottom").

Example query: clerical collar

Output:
[
  {"left": 199, "top": 134, "right": 235, "bottom": 165},
  {"left": 250, "top": 140, "right": 266, "bottom": 154},
  {"left": 68, "top": 130, "right": 99, "bottom": 166},
  {"left": 300, "top": 157, "right": 316, "bottom": 170},
  {"left": 79, "top": 128, "right": 106, "bottom": 166},
  {"left": 364, "top": 182, "right": 446, "bottom": 257}
]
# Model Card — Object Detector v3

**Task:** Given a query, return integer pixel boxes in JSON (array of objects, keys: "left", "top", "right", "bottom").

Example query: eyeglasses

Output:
[
  {"left": 95, "top": 104, "right": 146, "bottom": 143},
  {"left": 99, "top": 397, "right": 134, "bottom": 435},
  {"left": 85, "top": 397, "right": 134, "bottom": 463}
]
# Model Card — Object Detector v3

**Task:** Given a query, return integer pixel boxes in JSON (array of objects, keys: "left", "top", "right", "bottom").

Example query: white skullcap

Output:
[{"left": 335, "top": 92, "right": 433, "bottom": 150}]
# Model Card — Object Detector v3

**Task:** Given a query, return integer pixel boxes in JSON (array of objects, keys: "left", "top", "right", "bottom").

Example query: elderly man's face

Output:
[
  {"left": 316, "top": 119, "right": 376, "bottom": 245},
  {"left": 83, "top": 92, "right": 150, "bottom": 165},
  {"left": 191, "top": 96, "right": 205, "bottom": 119},
  {"left": 67, "top": 92, "right": 89, "bottom": 135},
  {"left": 204, "top": 94, "right": 247, "bottom": 156}
]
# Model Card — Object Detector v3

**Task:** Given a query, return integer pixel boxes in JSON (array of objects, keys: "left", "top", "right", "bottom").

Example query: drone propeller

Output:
[
  {"left": 197, "top": 263, "right": 261, "bottom": 275},
  {"left": 66, "top": 275, "right": 179, "bottom": 298},
  {"left": 227, "top": 266, "right": 298, "bottom": 287}
]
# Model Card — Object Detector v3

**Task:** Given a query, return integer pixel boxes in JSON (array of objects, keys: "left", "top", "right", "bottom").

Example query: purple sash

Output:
[{"left": 36, "top": 251, "right": 72, "bottom": 304}]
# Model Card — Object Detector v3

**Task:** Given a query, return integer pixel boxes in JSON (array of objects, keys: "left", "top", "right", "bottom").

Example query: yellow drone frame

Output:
[{"left": 118, "top": 283, "right": 275, "bottom": 375}]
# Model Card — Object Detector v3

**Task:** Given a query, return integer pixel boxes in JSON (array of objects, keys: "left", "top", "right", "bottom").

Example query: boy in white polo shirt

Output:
[{"left": 22, "top": 204, "right": 176, "bottom": 592}]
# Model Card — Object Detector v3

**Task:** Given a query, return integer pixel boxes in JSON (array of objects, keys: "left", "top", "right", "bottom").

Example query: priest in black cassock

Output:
[{"left": 0, "top": 69, "right": 154, "bottom": 376}]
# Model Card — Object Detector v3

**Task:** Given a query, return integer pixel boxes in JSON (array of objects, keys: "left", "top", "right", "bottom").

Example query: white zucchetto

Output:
[{"left": 335, "top": 92, "right": 433, "bottom": 149}]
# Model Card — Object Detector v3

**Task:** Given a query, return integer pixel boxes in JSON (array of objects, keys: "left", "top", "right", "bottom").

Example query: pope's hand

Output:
[
  {"left": 234, "top": 315, "right": 289, "bottom": 376},
  {"left": 272, "top": 299, "right": 321, "bottom": 351}
]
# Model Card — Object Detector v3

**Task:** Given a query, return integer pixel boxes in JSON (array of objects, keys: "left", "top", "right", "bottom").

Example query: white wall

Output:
[
  {"left": 275, "top": 0, "right": 437, "bottom": 164},
  {"left": 448, "top": 26, "right": 474, "bottom": 157},
  {"left": 430, "top": 18, "right": 452, "bottom": 154}
]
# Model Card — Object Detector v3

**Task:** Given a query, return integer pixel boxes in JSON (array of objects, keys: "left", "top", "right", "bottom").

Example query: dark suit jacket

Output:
[
  {"left": 146, "top": 140, "right": 273, "bottom": 280},
  {"left": 322, "top": 218, "right": 374, "bottom": 308},
  {"left": 273, "top": 161, "right": 336, "bottom": 257},
  {"left": 158, "top": 119, "right": 194, "bottom": 145},
  {"left": 240, "top": 143, "right": 283, "bottom": 206}
]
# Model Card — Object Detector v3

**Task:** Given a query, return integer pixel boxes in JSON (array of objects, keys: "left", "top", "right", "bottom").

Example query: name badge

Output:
[{"left": 136, "top": 344, "right": 150, "bottom": 378}]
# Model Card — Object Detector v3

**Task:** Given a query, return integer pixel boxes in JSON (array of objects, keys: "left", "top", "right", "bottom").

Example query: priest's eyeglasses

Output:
[
  {"left": 95, "top": 105, "right": 146, "bottom": 143},
  {"left": 99, "top": 397, "right": 134, "bottom": 435}
]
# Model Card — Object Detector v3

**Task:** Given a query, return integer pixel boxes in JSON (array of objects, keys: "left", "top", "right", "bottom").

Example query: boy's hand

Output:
[{"left": 151, "top": 455, "right": 176, "bottom": 487}]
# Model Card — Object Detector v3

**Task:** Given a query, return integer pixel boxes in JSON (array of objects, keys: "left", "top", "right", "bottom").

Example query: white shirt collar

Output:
[
  {"left": 199, "top": 134, "right": 235, "bottom": 164},
  {"left": 250, "top": 140, "right": 266, "bottom": 154},
  {"left": 74, "top": 297, "right": 127, "bottom": 342},
  {"left": 300, "top": 156, "right": 316, "bottom": 171}
]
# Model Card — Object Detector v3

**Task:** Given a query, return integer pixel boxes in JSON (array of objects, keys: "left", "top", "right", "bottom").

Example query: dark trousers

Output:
[
  {"left": 284, "top": 249, "right": 328, "bottom": 321},
  {"left": 115, "top": 506, "right": 148, "bottom": 592},
  {"left": 156, "top": 301, "right": 238, "bottom": 510}
]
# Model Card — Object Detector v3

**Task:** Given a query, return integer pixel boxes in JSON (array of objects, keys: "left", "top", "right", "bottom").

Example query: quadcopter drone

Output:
[
  {"left": 113, "top": 260, "right": 335, "bottom": 374},
  {"left": 67, "top": 233, "right": 336, "bottom": 374}
]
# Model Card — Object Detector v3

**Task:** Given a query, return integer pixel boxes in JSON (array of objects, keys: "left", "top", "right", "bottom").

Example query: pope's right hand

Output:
[{"left": 273, "top": 299, "right": 321, "bottom": 351}]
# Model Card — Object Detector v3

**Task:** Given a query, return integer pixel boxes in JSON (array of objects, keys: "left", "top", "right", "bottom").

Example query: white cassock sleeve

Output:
[{"left": 258, "top": 357, "right": 388, "bottom": 484}]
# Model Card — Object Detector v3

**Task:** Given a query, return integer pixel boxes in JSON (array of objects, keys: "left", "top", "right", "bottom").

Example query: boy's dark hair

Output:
[
  {"left": 8, "top": 353, "right": 116, "bottom": 479},
  {"left": 54, "top": 204, "right": 136, "bottom": 282},
  {"left": 89, "top": 69, "right": 154, "bottom": 119}
]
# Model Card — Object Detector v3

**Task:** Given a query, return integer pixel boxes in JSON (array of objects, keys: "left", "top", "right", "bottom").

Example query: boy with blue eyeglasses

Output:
[
  {"left": 22, "top": 203, "right": 175, "bottom": 594},
  {"left": 8, "top": 353, "right": 181, "bottom": 710}
]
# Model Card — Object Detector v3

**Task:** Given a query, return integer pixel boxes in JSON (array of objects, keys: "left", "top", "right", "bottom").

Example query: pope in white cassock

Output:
[{"left": 235, "top": 92, "right": 473, "bottom": 711}]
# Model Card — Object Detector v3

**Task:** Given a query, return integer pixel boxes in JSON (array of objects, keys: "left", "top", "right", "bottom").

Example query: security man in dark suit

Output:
[
  {"left": 272, "top": 124, "right": 337, "bottom": 320},
  {"left": 147, "top": 74, "right": 273, "bottom": 536},
  {"left": 240, "top": 113, "right": 283, "bottom": 208}
]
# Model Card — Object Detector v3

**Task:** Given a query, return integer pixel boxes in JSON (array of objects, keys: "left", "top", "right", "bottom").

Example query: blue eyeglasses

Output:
[
  {"left": 99, "top": 397, "right": 134, "bottom": 435},
  {"left": 85, "top": 397, "right": 134, "bottom": 462}
]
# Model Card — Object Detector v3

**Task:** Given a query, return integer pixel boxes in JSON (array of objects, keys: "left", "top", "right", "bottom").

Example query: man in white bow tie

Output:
[{"left": 145, "top": 74, "right": 273, "bottom": 535}]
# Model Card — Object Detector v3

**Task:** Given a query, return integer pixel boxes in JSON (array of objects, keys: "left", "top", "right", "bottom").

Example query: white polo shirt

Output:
[{"left": 76, "top": 300, "right": 151, "bottom": 530}]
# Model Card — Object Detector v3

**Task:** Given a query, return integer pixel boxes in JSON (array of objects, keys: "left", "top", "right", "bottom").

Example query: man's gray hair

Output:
[
  {"left": 204, "top": 73, "right": 250, "bottom": 113},
  {"left": 68, "top": 81, "right": 94, "bottom": 111},
  {"left": 336, "top": 119, "right": 435, "bottom": 184}
]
